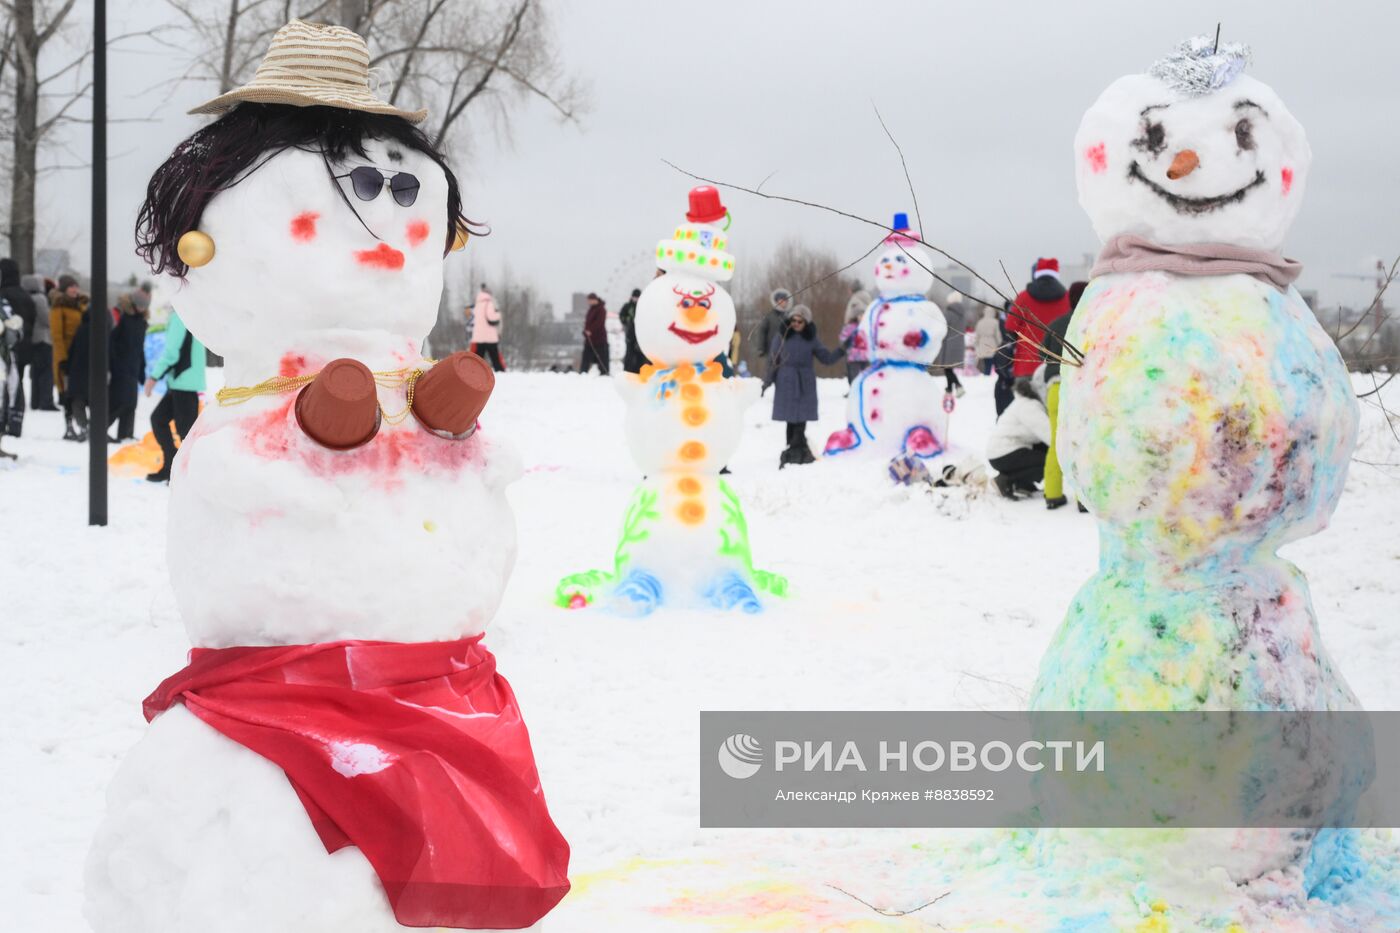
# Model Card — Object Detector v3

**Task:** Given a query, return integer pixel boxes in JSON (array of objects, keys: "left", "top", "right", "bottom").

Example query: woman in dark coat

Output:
[
  {"left": 108, "top": 292, "right": 149, "bottom": 441},
  {"left": 764, "top": 304, "right": 845, "bottom": 467}
]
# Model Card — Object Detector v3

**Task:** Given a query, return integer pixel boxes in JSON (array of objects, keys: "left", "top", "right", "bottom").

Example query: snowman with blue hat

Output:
[{"left": 824, "top": 212, "right": 950, "bottom": 468}]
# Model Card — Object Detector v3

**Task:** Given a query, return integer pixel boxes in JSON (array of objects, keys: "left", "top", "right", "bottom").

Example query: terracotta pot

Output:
[
  {"left": 412, "top": 351, "right": 494, "bottom": 438},
  {"left": 294, "top": 358, "right": 380, "bottom": 450}
]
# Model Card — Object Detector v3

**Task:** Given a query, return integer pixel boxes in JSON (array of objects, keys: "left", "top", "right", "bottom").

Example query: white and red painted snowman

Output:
[
  {"left": 824, "top": 214, "right": 949, "bottom": 462},
  {"left": 85, "top": 21, "right": 569, "bottom": 931}
]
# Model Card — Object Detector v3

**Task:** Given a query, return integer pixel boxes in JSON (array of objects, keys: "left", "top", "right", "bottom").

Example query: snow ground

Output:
[{"left": 5, "top": 370, "right": 1400, "bottom": 931}]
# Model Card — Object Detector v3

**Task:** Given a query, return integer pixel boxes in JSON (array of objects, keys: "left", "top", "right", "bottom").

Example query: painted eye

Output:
[
  {"left": 698, "top": 299, "right": 711, "bottom": 310},
  {"left": 1134, "top": 121, "right": 1167, "bottom": 157},
  {"left": 894, "top": 255, "right": 907, "bottom": 264},
  {"left": 1234, "top": 118, "right": 1255, "bottom": 152},
  {"left": 680, "top": 297, "right": 695, "bottom": 308}
]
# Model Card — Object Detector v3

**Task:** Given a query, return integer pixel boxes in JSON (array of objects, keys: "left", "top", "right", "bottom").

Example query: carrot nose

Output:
[
  {"left": 1166, "top": 149, "right": 1199, "bottom": 180},
  {"left": 682, "top": 305, "right": 708, "bottom": 324}
]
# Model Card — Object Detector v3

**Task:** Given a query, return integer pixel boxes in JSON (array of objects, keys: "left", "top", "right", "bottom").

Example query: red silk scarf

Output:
[{"left": 144, "top": 637, "right": 570, "bottom": 929}]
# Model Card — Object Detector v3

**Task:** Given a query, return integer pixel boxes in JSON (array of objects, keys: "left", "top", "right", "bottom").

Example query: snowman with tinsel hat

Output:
[
  {"left": 85, "top": 21, "right": 568, "bottom": 931},
  {"left": 556, "top": 186, "right": 786, "bottom": 615},
  {"left": 1028, "top": 34, "right": 1371, "bottom": 905}
]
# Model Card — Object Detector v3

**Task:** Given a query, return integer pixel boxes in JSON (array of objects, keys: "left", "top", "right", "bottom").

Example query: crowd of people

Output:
[{"left": 0, "top": 261, "right": 207, "bottom": 481}]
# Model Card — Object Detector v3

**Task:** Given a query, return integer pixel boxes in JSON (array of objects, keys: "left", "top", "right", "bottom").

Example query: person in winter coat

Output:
[
  {"left": 21, "top": 275, "right": 55, "bottom": 410},
  {"left": 107, "top": 292, "right": 149, "bottom": 441},
  {"left": 938, "top": 293, "right": 967, "bottom": 397},
  {"left": 144, "top": 309, "right": 206, "bottom": 483},
  {"left": 50, "top": 274, "right": 89, "bottom": 438},
  {"left": 580, "top": 292, "right": 610, "bottom": 375},
  {"left": 1039, "top": 280, "right": 1088, "bottom": 510},
  {"left": 1007, "top": 257, "right": 1070, "bottom": 378},
  {"left": 618, "top": 288, "right": 648, "bottom": 374},
  {"left": 974, "top": 304, "right": 1001, "bottom": 375},
  {"left": 986, "top": 371, "right": 1053, "bottom": 500},
  {"left": 992, "top": 301, "right": 1017, "bottom": 417},
  {"left": 0, "top": 259, "right": 35, "bottom": 422},
  {"left": 467, "top": 284, "right": 504, "bottom": 372},
  {"left": 755, "top": 288, "right": 793, "bottom": 378},
  {"left": 764, "top": 304, "right": 846, "bottom": 468},
  {"left": 839, "top": 298, "right": 869, "bottom": 386}
]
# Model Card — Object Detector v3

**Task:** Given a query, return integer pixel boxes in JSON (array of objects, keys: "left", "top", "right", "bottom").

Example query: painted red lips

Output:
[
  {"left": 668, "top": 323, "right": 719, "bottom": 344},
  {"left": 355, "top": 242, "right": 406, "bottom": 270}
]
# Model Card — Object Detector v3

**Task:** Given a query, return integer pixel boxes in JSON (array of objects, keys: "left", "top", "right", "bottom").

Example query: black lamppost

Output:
[{"left": 88, "top": 0, "right": 108, "bottom": 526}]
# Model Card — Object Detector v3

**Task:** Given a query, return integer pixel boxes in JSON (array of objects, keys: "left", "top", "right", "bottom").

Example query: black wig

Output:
[{"left": 137, "top": 103, "right": 481, "bottom": 277}]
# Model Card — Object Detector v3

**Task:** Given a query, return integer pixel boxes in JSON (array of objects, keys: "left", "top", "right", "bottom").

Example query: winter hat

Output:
[
  {"left": 656, "top": 186, "right": 735, "bottom": 282},
  {"left": 788, "top": 304, "right": 813, "bottom": 324},
  {"left": 1032, "top": 257, "right": 1061, "bottom": 281},
  {"left": 189, "top": 20, "right": 427, "bottom": 123},
  {"left": 771, "top": 288, "right": 793, "bottom": 306},
  {"left": 884, "top": 211, "right": 919, "bottom": 245},
  {"left": 58, "top": 273, "right": 78, "bottom": 291},
  {"left": 631, "top": 288, "right": 642, "bottom": 298}
]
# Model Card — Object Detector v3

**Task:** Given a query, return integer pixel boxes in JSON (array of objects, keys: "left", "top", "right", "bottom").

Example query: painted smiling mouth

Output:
[
  {"left": 1128, "top": 162, "right": 1266, "bottom": 215},
  {"left": 668, "top": 323, "right": 719, "bottom": 344}
]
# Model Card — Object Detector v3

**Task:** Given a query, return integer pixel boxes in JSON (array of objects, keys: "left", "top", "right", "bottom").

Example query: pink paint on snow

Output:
[
  {"left": 1281, "top": 166, "right": 1294, "bottom": 195},
  {"left": 1085, "top": 142, "right": 1108, "bottom": 174}
]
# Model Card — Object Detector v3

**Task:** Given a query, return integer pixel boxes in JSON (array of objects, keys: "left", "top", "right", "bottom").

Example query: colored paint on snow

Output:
[
  {"left": 678, "top": 501, "right": 705, "bottom": 525},
  {"left": 1281, "top": 166, "right": 1294, "bottom": 195},
  {"left": 678, "top": 441, "right": 706, "bottom": 461},
  {"left": 289, "top": 211, "right": 319, "bottom": 241},
  {"left": 354, "top": 243, "right": 405, "bottom": 270},
  {"left": 1086, "top": 141, "right": 1108, "bottom": 174},
  {"left": 683, "top": 406, "right": 708, "bottom": 426},
  {"left": 405, "top": 219, "right": 430, "bottom": 247}
]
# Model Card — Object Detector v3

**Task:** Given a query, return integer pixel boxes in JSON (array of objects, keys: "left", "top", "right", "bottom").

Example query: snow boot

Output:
[
  {"left": 994, "top": 474, "right": 1023, "bottom": 500},
  {"left": 1045, "top": 495, "right": 1069, "bottom": 510}
]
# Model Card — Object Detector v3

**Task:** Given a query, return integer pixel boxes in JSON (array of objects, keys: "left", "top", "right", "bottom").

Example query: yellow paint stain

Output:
[
  {"left": 422, "top": 520, "right": 437, "bottom": 533},
  {"left": 678, "top": 501, "right": 706, "bottom": 525},
  {"left": 681, "top": 383, "right": 703, "bottom": 401},
  {"left": 683, "top": 405, "right": 709, "bottom": 426},
  {"left": 678, "top": 476, "right": 702, "bottom": 495},
  {"left": 679, "top": 441, "right": 707, "bottom": 462},
  {"left": 1135, "top": 914, "right": 1170, "bottom": 933}
]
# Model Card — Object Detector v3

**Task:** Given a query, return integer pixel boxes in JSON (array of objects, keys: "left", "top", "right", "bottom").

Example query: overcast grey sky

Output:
[{"left": 39, "top": 0, "right": 1400, "bottom": 318}]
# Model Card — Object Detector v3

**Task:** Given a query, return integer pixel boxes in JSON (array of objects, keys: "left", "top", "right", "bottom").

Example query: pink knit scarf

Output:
[{"left": 1091, "top": 234, "right": 1303, "bottom": 292}]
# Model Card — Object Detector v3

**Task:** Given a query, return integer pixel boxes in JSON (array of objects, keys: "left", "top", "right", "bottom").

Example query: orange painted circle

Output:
[
  {"left": 678, "top": 501, "right": 706, "bottom": 525},
  {"left": 678, "top": 476, "right": 702, "bottom": 495},
  {"left": 678, "top": 441, "right": 707, "bottom": 461},
  {"left": 681, "top": 383, "right": 703, "bottom": 401},
  {"left": 683, "top": 406, "right": 709, "bottom": 426},
  {"left": 674, "top": 363, "right": 697, "bottom": 382}
]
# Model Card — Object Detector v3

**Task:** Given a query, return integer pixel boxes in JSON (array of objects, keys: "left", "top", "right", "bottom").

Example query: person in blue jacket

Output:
[{"left": 143, "top": 309, "right": 206, "bottom": 483}]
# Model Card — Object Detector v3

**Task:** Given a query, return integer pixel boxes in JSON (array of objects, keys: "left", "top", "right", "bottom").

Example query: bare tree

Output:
[
  {"left": 159, "top": 0, "right": 584, "bottom": 151},
  {"left": 2, "top": 0, "right": 90, "bottom": 269}
]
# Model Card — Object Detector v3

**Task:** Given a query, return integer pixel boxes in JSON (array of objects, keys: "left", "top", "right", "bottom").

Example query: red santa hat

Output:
[{"left": 1032, "top": 257, "right": 1061, "bottom": 280}]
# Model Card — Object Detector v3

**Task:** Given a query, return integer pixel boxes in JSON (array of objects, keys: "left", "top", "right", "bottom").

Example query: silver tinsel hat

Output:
[{"left": 1148, "top": 34, "right": 1252, "bottom": 96}]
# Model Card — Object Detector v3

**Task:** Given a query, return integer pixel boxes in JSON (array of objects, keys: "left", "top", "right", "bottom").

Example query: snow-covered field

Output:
[{"left": 6, "top": 370, "right": 1400, "bottom": 931}]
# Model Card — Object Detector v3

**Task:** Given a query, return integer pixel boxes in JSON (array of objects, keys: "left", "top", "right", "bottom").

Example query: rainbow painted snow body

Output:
[
  {"left": 824, "top": 215, "right": 949, "bottom": 461},
  {"left": 557, "top": 188, "right": 786, "bottom": 615},
  {"left": 1029, "top": 36, "right": 1368, "bottom": 895}
]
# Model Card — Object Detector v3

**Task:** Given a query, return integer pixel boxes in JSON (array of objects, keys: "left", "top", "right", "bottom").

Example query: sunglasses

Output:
[{"left": 334, "top": 166, "right": 421, "bottom": 207}]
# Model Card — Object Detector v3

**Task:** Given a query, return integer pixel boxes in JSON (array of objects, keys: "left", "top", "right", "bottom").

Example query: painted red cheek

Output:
[
  {"left": 1281, "top": 166, "right": 1294, "bottom": 195},
  {"left": 406, "top": 220, "right": 430, "bottom": 247},
  {"left": 1086, "top": 142, "right": 1108, "bottom": 174},
  {"left": 290, "top": 211, "right": 319, "bottom": 242}
]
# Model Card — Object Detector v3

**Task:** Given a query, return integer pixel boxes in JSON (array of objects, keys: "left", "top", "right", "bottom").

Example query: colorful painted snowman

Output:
[
  {"left": 824, "top": 214, "right": 949, "bottom": 461},
  {"left": 1029, "top": 36, "right": 1366, "bottom": 893},
  {"left": 557, "top": 187, "right": 785, "bottom": 615},
  {"left": 86, "top": 22, "right": 568, "bottom": 932}
]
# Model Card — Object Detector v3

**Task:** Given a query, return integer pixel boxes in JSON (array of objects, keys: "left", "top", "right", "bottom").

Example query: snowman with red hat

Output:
[
  {"left": 557, "top": 186, "right": 786, "bottom": 615},
  {"left": 824, "top": 213, "right": 950, "bottom": 465}
]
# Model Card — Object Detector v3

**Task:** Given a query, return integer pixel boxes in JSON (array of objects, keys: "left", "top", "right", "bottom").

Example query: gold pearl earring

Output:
[
  {"left": 177, "top": 230, "right": 216, "bottom": 268},
  {"left": 451, "top": 223, "right": 469, "bottom": 253}
]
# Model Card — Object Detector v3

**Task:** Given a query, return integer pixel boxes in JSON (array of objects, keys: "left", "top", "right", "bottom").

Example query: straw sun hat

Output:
[{"left": 189, "top": 20, "right": 427, "bottom": 124}]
